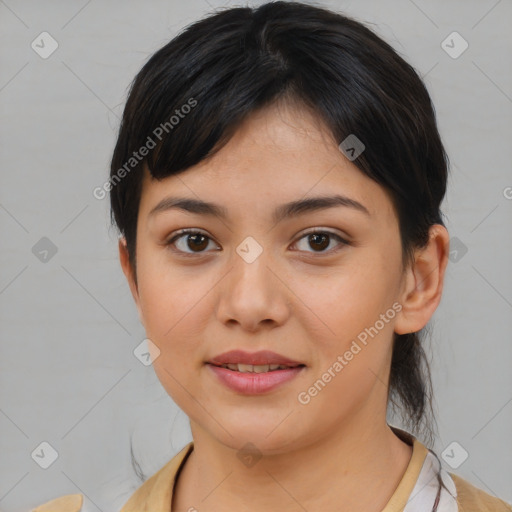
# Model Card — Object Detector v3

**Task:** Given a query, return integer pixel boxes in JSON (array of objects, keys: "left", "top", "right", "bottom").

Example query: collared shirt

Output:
[{"left": 32, "top": 428, "right": 512, "bottom": 512}]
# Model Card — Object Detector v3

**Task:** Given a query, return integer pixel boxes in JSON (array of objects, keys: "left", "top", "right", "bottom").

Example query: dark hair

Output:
[{"left": 110, "top": 0, "right": 449, "bottom": 482}]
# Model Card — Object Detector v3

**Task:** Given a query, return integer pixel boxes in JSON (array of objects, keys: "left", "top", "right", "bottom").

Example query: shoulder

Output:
[
  {"left": 31, "top": 493, "right": 83, "bottom": 512},
  {"left": 450, "top": 473, "right": 512, "bottom": 512},
  {"left": 120, "top": 442, "right": 194, "bottom": 511}
]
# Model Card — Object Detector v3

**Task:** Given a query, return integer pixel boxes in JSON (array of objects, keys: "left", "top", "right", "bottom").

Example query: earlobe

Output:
[
  {"left": 118, "top": 237, "right": 144, "bottom": 325},
  {"left": 394, "top": 225, "right": 450, "bottom": 335}
]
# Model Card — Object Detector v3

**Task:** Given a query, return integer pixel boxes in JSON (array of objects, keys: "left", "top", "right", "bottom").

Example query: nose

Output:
[{"left": 215, "top": 243, "right": 291, "bottom": 332}]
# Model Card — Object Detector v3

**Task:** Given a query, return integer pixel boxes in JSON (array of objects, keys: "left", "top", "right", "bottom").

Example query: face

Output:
[{"left": 121, "top": 102, "right": 421, "bottom": 454}]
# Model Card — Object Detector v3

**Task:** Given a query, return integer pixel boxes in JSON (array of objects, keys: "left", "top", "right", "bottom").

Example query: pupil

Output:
[{"left": 309, "top": 233, "right": 329, "bottom": 251}]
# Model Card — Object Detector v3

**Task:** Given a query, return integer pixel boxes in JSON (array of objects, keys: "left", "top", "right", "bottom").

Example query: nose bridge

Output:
[
  {"left": 231, "top": 234, "right": 274, "bottom": 301},
  {"left": 216, "top": 234, "right": 289, "bottom": 329}
]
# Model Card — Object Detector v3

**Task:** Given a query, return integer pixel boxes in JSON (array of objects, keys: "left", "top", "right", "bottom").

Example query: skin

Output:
[{"left": 119, "top": 100, "right": 449, "bottom": 512}]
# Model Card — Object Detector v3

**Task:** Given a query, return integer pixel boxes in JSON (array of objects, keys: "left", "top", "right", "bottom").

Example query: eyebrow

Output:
[{"left": 148, "top": 194, "right": 371, "bottom": 224}]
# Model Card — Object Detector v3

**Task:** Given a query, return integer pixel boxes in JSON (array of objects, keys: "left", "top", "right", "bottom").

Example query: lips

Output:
[{"left": 206, "top": 349, "right": 305, "bottom": 368}]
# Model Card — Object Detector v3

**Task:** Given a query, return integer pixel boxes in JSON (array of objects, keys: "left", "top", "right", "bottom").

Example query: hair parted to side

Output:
[{"left": 109, "top": 1, "right": 449, "bottom": 481}]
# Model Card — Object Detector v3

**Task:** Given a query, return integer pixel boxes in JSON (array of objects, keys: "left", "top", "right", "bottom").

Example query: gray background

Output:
[{"left": 0, "top": 0, "right": 511, "bottom": 511}]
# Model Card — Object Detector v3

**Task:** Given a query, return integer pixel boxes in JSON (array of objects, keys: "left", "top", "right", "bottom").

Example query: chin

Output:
[{"left": 211, "top": 421, "right": 301, "bottom": 455}]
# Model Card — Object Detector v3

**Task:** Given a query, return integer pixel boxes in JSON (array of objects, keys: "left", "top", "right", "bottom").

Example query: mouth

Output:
[
  {"left": 206, "top": 361, "right": 306, "bottom": 395},
  {"left": 206, "top": 362, "right": 306, "bottom": 373},
  {"left": 205, "top": 349, "right": 306, "bottom": 373}
]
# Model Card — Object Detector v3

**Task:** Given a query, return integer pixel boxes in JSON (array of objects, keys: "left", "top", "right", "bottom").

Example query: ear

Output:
[
  {"left": 118, "top": 237, "right": 144, "bottom": 326},
  {"left": 394, "top": 224, "right": 450, "bottom": 335}
]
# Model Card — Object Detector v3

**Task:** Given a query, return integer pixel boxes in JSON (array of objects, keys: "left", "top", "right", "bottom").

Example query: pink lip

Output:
[
  {"left": 207, "top": 349, "right": 304, "bottom": 367},
  {"left": 206, "top": 364, "right": 305, "bottom": 394}
]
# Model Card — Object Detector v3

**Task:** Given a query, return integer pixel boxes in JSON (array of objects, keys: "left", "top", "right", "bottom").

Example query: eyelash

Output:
[{"left": 165, "top": 228, "right": 349, "bottom": 257}]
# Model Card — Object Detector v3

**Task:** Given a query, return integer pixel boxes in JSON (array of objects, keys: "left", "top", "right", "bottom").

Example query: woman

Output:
[{"left": 33, "top": 2, "right": 511, "bottom": 511}]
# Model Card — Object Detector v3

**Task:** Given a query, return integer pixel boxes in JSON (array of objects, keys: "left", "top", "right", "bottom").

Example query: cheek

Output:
[
  {"left": 293, "top": 260, "right": 397, "bottom": 335},
  {"left": 289, "top": 257, "right": 400, "bottom": 389},
  {"left": 136, "top": 263, "right": 210, "bottom": 358},
  {"left": 138, "top": 269, "right": 211, "bottom": 403}
]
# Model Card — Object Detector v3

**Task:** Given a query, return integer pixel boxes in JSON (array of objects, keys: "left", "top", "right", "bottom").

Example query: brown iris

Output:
[
  {"left": 187, "top": 233, "right": 209, "bottom": 252},
  {"left": 308, "top": 233, "right": 330, "bottom": 251}
]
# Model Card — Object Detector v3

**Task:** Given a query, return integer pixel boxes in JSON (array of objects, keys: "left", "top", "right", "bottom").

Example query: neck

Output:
[{"left": 172, "top": 418, "right": 413, "bottom": 512}]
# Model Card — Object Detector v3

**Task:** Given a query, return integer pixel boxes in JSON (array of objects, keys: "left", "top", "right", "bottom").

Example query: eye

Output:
[
  {"left": 166, "top": 229, "right": 219, "bottom": 255},
  {"left": 292, "top": 229, "right": 348, "bottom": 254},
  {"left": 165, "top": 228, "right": 349, "bottom": 257}
]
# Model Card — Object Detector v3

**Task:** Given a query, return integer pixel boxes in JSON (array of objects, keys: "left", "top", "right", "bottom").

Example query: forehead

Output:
[{"left": 138, "top": 103, "right": 397, "bottom": 224}]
